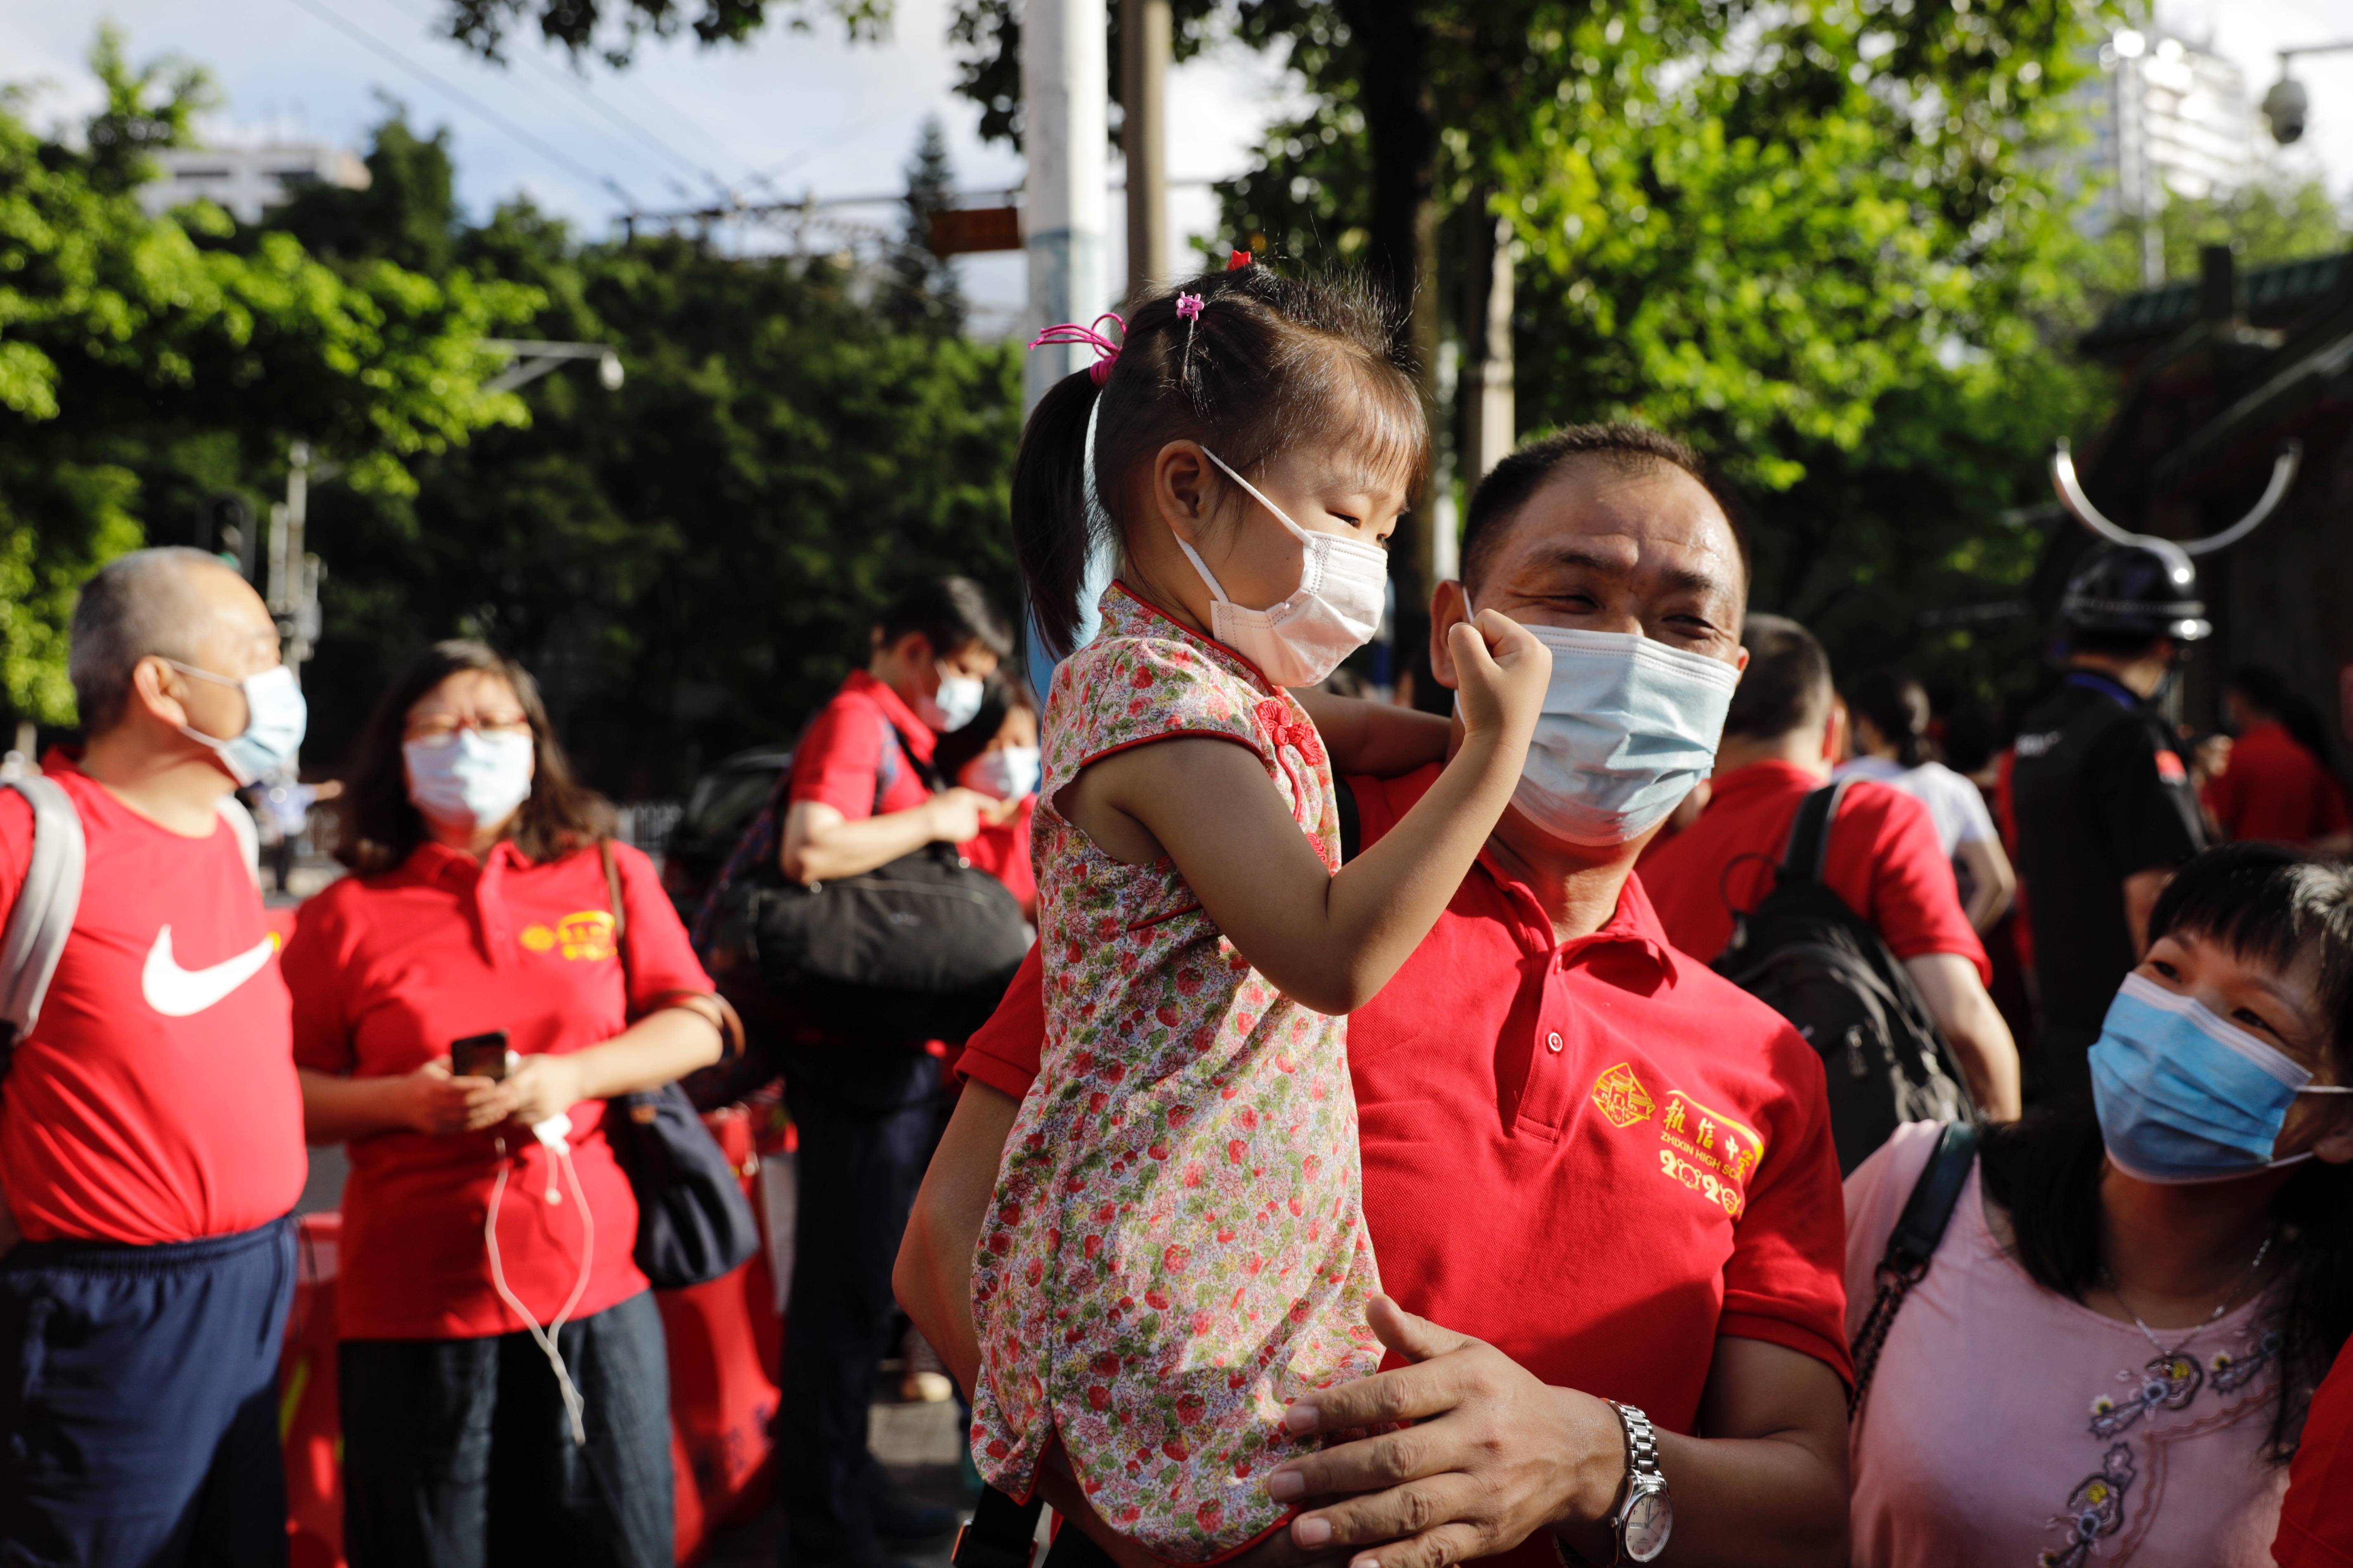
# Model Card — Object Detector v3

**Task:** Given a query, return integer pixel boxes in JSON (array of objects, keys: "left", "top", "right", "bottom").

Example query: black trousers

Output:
[
  {"left": 777, "top": 1079, "right": 939, "bottom": 1565},
  {"left": 339, "top": 1290, "right": 672, "bottom": 1568}
]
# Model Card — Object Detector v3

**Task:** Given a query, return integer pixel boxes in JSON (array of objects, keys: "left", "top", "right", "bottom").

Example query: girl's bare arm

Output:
[{"left": 1062, "top": 615, "right": 1547, "bottom": 1016}]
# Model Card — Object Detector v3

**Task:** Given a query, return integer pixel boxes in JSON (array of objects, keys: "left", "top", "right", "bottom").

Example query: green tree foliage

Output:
[
  {"left": 1204, "top": 0, "right": 2133, "bottom": 705},
  {"left": 281, "top": 123, "right": 1023, "bottom": 793},
  {"left": 0, "top": 37, "right": 531, "bottom": 725},
  {"left": 885, "top": 116, "right": 968, "bottom": 335},
  {"left": 437, "top": 0, "right": 887, "bottom": 67},
  {"left": 2103, "top": 176, "right": 2350, "bottom": 286}
]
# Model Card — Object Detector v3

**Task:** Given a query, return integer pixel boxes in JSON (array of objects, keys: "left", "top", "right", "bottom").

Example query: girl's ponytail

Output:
[{"left": 1011, "top": 368, "right": 1110, "bottom": 662}]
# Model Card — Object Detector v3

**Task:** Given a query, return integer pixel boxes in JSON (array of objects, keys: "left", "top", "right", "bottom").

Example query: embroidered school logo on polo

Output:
[
  {"left": 518, "top": 910, "right": 617, "bottom": 962},
  {"left": 1589, "top": 1062, "right": 1656, "bottom": 1128}
]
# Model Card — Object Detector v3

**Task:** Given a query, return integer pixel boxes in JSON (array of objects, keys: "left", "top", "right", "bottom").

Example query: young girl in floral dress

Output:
[{"left": 967, "top": 263, "right": 1550, "bottom": 1562}]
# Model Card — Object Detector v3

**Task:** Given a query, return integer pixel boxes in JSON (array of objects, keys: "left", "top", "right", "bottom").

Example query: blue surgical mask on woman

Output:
[
  {"left": 2090, "top": 970, "right": 2353, "bottom": 1184},
  {"left": 1464, "top": 603, "right": 1740, "bottom": 846},
  {"left": 404, "top": 729, "right": 536, "bottom": 829},
  {"left": 168, "top": 661, "right": 308, "bottom": 786}
]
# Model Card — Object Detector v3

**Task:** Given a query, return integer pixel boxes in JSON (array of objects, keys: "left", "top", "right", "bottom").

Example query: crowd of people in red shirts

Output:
[{"left": 0, "top": 402, "right": 2350, "bottom": 1568}]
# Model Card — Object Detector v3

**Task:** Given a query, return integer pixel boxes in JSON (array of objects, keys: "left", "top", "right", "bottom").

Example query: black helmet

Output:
[{"left": 2060, "top": 541, "right": 2211, "bottom": 642}]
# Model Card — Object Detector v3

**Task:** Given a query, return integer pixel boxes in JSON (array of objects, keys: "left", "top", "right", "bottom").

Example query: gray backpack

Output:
[{"left": 0, "top": 778, "right": 259, "bottom": 1067}]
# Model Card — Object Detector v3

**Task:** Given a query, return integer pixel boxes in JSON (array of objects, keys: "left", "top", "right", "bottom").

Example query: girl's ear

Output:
[{"left": 1153, "top": 442, "right": 1216, "bottom": 547}]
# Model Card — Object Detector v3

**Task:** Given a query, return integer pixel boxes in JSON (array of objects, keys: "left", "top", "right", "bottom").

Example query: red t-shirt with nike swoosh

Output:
[{"left": 0, "top": 759, "right": 308, "bottom": 1245}]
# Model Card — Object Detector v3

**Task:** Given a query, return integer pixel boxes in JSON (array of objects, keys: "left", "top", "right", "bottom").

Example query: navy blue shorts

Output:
[{"left": 0, "top": 1214, "right": 296, "bottom": 1568}]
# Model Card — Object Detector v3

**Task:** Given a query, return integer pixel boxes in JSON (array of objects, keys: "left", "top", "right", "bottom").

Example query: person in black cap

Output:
[{"left": 2010, "top": 541, "right": 2209, "bottom": 1101}]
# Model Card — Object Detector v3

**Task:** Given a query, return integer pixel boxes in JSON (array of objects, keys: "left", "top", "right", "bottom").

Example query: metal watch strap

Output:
[{"left": 1605, "top": 1401, "right": 1664, "bottom": 1565}]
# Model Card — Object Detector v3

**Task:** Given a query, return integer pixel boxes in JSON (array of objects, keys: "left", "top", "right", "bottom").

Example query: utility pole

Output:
[
  {"left": 1022, "top": 0, "right": 1113, "bottom": 692},
  {"left": 1023, "top": 0, "right": 1110, "bottom": 416},
  {"left": 1121, "top": 0, "right": 1171, "bottom": 298},
  {"left": 1461, "top": 208, "right": 1516, "bottom": 486},
  {"left": 268, "top": 441, "right": 323, "bottom": 689}
]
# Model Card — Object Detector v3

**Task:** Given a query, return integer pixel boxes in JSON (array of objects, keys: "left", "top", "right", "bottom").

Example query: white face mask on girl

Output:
[{"left": 1169, "top": 449, "right": 1389, "bottom": 688}]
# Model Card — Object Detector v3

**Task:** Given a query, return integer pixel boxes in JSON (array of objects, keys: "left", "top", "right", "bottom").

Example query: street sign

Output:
[{"left": 927, "top": 205, "right": 1022, "bottom": 256}]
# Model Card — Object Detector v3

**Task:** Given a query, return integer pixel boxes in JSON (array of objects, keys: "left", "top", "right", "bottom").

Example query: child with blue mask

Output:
[{"left": 1842, "top": 843, "right": 2353, "bottom": 1568}]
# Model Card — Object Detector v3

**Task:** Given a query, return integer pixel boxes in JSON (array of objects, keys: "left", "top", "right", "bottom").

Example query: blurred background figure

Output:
[
  {"left": 2010, "top": 543, "right": 2209, "bottom": 1104},
  {"left": 772, "top": 578, "right": 1015, "bottom": 1568},
  {"left": 1839, "top": 668, "right": 2017, "bottom": 936},
  {"left": 2204, "top": 666, "right": 2352, "bottom": 853},
  {"left": 929, "top": 676, "right": 1040, "bottom": 921},
  {"left": 283, "top": 641, "right": 729, "bottom": 1568}
]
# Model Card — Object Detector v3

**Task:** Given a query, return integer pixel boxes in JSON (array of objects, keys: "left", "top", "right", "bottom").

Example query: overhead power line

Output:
[
  {"left": 515, "top": 48, "right": 735, "bottom": 198},
  {"left": 279, "top": 0, "right": 629, "bottom": 203}
]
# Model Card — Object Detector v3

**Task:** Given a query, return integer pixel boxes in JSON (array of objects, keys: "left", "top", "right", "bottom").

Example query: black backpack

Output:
[{"left": 1712, "top": 780, "right": 1973, "bottom": 1174}]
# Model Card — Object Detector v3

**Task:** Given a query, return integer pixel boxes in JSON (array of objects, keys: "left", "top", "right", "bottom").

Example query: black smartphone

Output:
[{"left": 450, "top": 1030, "right": 509, "bottom": 1082}]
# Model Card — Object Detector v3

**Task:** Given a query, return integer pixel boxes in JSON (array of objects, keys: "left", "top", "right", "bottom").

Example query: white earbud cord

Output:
[{"left": 485, "top": 1131, "right": 596, "bottom": 1445}]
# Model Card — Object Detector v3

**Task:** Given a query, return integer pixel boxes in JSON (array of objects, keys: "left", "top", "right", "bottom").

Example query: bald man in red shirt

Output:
[{"left": 899, "top": 426, "right": 1853, "bottom": 1568}]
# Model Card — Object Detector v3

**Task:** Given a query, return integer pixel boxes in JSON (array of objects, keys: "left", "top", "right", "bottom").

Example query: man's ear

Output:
[
  {"left": 1427, "top": 580, "right": 1470, "bottom": 692},
  {"left": 1822, "top": 696, "right": 1850, "bottom": 766},
  {"left": 126, "top": 655, "right": 192, "bottom": 732},
  {"left": 1153, "top": 442, "right": 1215, "bottom": 548}
]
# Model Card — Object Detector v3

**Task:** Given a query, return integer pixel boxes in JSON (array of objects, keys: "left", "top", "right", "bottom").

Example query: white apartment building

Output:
[
  {"left": 137, "top": 143, "right": 371, "bottom": 224},
  {"left": 2089, "top": 29, "right": 2260, "bottom": 272}
]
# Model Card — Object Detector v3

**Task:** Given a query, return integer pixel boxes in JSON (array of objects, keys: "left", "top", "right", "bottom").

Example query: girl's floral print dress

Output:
[{"left": 970, "top": 584, "right": 1383, "bottom": 1563}]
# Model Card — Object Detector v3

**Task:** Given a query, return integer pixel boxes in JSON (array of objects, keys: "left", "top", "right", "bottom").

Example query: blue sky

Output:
[{"left": 5, "top": 0, "right": 2347, "bottom": 334}]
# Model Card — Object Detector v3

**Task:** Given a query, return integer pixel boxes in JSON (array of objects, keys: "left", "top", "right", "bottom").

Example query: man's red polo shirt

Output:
[
  {"left": 2275, "top": 1337, "right": 2353, "bottom": 1566},
  {"left": 790, "top": 668, "right": 938, "bottom": 819},
  {"left": 1640, "top": 759, "right": 1989, "bottom": 982},
  {"left": 2205, "top": 720, "right": 2351, "bottom": 848},
  {"left": 960, "top": 767, "right": 1850, "bottom": 1568}
]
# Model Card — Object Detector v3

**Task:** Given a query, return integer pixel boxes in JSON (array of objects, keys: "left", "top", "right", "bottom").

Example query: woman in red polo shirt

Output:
[{"left": 282, "top": 640, "right": 729, "bottom": 1568}]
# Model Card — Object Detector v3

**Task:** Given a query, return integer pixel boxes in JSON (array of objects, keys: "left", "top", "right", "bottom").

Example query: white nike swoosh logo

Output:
[{"left": 141, "top": 926, "right": 279, "bottom": 1018}]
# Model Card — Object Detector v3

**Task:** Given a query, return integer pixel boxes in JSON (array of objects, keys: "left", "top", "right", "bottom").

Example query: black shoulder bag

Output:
[
  {"left": 1848, "top": 1120, "right": 1980, "bottom": 1418},
  {"left": 597, "top": 841, "right": 764, "bottom": 1290},
  {"left": 748, "top": 716, "right": 1031, "bottom": 1043}
]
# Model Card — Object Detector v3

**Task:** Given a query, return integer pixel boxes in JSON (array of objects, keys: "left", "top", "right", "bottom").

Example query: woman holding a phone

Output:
[{"left": 281, "top": 640, "right": 730, "bottom": 1568}]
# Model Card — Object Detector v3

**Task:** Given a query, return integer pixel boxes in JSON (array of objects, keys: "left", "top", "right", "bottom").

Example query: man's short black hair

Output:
[
  {"left": 877, "top": 576, "right": 1015, "bottom": 661},
  {"left": 1459, "top": 422, "right": 1749, "bottom": 593},
  {"left": 1724, "top": 613, "right": 1831, "bottom": 741}
]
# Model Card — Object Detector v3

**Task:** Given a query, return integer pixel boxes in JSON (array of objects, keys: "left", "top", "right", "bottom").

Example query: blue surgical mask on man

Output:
[
  {"left": 2091, "top": 970, "right": 2353, "bottom": 1184},
  {"left": 168, "top": 660, "right": 308, "bottom": 787},
  {"left": 1466, "top": 604, "right": 1740, "bottom": 846},
  {"left": 404, "top": 729, "right": 536, "bottom": 829}
]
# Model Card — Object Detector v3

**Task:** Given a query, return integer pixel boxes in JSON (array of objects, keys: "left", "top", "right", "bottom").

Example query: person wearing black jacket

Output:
[{"left": 2010, "top": 542, "right": 2209, "bottom": 1102}]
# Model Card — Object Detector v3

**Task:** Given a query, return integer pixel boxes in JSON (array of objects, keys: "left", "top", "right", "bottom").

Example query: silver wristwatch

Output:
[{"left": 1605, "top": 1401, "right": 1672, "bottom": 1564}]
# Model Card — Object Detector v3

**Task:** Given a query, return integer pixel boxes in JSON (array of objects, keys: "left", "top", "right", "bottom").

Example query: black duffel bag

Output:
[{"left": 750, "top": 838, "right": 1031, "bottom": 1043}]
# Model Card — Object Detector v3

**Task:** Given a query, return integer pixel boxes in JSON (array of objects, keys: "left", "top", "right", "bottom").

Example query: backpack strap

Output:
[
  {"left": 0, "top": 777, "right": 87, "bottom": 1066},
  {"left": 1847, "top": 1119, "right": 1981, "bottom": 1418},
  {"left": 1778, "top": 779, "right": 1850, "bottom": 887}
]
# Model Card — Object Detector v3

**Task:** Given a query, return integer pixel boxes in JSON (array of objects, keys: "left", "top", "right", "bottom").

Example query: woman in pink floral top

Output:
[{"left": 967, "top": 265, "right": 1550, "bottom": 1561}]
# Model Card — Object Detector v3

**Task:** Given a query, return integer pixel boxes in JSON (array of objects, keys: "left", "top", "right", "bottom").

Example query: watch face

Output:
[{"left": 1623, "top": 1488, "right": 1672, "bottom": 1562}]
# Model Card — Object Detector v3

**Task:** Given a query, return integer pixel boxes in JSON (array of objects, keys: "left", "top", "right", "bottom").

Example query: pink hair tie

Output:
[
  {"left": 1028, "top": 312, "right": 1126, "bottom": 385},
  {"left": 1174, "top": 293, "right": 1205, "bottom": 321}
]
